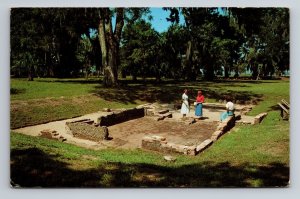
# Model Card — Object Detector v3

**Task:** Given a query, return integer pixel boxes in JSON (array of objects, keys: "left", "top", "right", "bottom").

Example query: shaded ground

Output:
[
  {"left": 91, "top": 83, "right": 263, "bottom": 105},
  {"left": 10, "top": 147, "right": 289, "bottom": 188}
]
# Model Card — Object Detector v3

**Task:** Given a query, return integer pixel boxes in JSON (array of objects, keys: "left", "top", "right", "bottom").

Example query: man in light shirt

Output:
[
  {"left": 226, "top": 100, "right": 235, "bottom": 113},
  {"left": 220, "top": 97, "right": 235, "bottom": 121}
]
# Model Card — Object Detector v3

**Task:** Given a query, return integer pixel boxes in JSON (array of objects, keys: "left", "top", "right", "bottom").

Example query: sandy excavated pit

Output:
[{"left": 104, "top": 117, "right": 218, "bottom": 149}]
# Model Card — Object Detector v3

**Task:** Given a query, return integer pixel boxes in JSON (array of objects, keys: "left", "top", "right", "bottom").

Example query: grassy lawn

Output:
[
  {"left": 10, "top": 78, "right": 289, "bottom": 128},
  {"left": 10, "top": 78, "right": 289, "bottom": 187}
]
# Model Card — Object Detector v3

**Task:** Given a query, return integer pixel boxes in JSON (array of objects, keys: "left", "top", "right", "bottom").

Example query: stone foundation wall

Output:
[
  {"left": 254, "top": 112, "right": 268, "bottom": 124},
  {"left": 142, "top": 135, "right": 197, "bottom": 156},
  {"left": 97, "top": 108, "right": 145, "bottom": 127},
  {"left": 40, "top": 129, "right": 67, "bottom": 142},
  {"left": 142, "top": 115, "right": 237, "bottom": 156},
  {"left": 211, "top": 116, "right": 236, "bottom": 142},
  {"left": 66, "top": 119, "right": 108, "bottom": 141}
]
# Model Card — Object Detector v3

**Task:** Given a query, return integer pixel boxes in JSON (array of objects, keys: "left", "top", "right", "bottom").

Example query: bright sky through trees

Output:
[
  {"left": 109, "top": 8, "right": 186, "bottom": 34},
  {"left": 148, "top": 8, "right": 185, "bottom": 33}
]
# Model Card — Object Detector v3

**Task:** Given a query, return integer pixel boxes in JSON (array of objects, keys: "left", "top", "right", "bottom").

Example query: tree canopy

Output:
[{"left": 10, "top": 7, "right": 289, "bottom": 83}]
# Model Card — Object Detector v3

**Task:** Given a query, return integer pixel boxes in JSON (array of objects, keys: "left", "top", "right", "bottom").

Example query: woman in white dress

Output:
[{"left": 180, "top": 89, "right": 189, "bottom": 117}]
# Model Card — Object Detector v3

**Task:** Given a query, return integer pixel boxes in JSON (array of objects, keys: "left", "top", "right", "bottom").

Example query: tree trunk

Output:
[
  {"left": 184, "top": 40, "right": 193, "bottom": 79},
  {"left": 85, "top": 65, "right": 89, "bottom": 79},
  {"left": 251, "top": 64, "right": 259, "bottom": 80},
  {"left": 204, "top": 55, "right": 215, "bottom": 81},
  {"left": 28, "top": 65, "right": 34, "bottom": 81},
  {"left": 234, "top": 67, "right": 239, "bottom": 78},
  {"left": 98, "top": 8, "right": 124, "bottom": 87},
  {"left": 121, "top": 69, "right": 126, "bottom": 78},
  {"left": 132, "top": 74, "right": 137, "bottom": 81},
  {"left": 204, "top": 65, "right": 214, "bottom": 81},
  {"left": 224, "top": 66, "right": 229, "bottom": 78}
]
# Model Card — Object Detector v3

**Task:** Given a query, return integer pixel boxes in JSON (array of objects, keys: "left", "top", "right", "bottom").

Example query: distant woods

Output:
[{"left": 10, "top": 8, "right": 289, "bottom": 86}]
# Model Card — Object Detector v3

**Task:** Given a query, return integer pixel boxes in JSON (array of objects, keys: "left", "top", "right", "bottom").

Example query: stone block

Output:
[
  {"left": 158, "top": 110, "right": 169, "bottom": 114},
  {"left": 58, "top": 136, "right": 67, "bottom": 142},
  {"left": 217, "top": 123, "right": 227, "bottom": 131},
  {"left": 164, "top": 113, "right": 173, "bottom": 118},
  {"left": 160, "top": 143, "right": 175, "bottom": 154},
  {"left": 142, "top": 136, "right": 155, "bottom": 142},
  {"left": 141, "top": 136, "right": 162, "bottom": 151},
  {"left": 164, "top": 155, "right": 176, "bottom": 162},
  {"left": 175, "top": 144, "right": 188, "bottom": 153},
  {"left": 254, "top": 112, "right": 268, "bottom": 124},
  {"left": 186, "top": 146, "right": 197, "bottom": 156},
  {"left": 102, "top": 126, "right": 109, "bottom": 140},
  {"left": 145, "top": 108, "right": 155, "bottom": 116},
  {"left": 155, "top": 116, "right": 164, "bottom": 121},
  {"left": 211, "top": 130, "right": 223, "bottom": 141},
  {"left": 103, "top": 108, "right": 111, "bottom": 112},
  {"left": 82, "top": 119, "right": 94, "bottom": 124},
  {"left": 40, "top": 129, "right": 53, "bottom": 139},
  {"left": 52, "top": 132, "right": 59, "bottom": 136},
  {"left": 66, "top": 120, "right": 110, "bottom": 142},
  {"left": 196, "top": 139, "right": 213, "bottom": 153},
  {"left": 151, "top": 135, "right": 166, "bottom": 141},
  {"left": 136, "top": 103, "right": 152, "bottom": 109}
]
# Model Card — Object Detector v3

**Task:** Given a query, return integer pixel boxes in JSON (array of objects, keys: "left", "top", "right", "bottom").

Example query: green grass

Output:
[
  {"left": 10, "top": 78, "right": 289, "bottom": 187},
  {"left": 199, "top": 111, "right": 289, "bottom": 164},
  {"left": 11, "top": 95, "right": 138, "bottom": 128},
  {"left": 10, "top": 78, "right": 99, "bottom": 100},
  {"left": 11, "top": 78, "right": 289, "bottom": 129}
]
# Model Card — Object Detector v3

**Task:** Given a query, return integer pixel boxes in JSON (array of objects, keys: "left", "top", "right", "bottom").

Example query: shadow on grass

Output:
[
  {"left": 268, "top": 104, "right": 282, "bottom": 112},
  {"left": 10, "top": 88, "right": 26, "bottom": 95},
  {"left": 11, "top": 148, "right": 289, "bottom": 188},
  {"left": 36, "top": 78, "right": 101, "bottom": 84},
  {"left": 213, "top": 79, "right": 280, "bottom": 84},
  {"left": 28, "top": 78, "right": 267, "bottom": 104},
  {"left": 90, "top": 83, "right": 263, "bottom": 105},
  {"left": 34, "top": 77, "right": 281, "bottom": 85}
]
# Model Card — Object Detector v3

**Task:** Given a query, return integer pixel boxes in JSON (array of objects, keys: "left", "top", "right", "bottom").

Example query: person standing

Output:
[
  {"left": 195, "top": 90, "right": 205, "bottom": 117},
  {"left": 220, "top": 97, "right": 235, "bottom": 121},
  {"left": 181, "top": 89, "right": 189, "bottom": 117}
]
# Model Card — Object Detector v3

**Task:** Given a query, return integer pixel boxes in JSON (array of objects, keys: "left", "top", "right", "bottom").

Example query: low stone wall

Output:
[
  {"left": 39, "top": 129, "right": 67, "bottom": 142},
  {"left": 97, "top": 107, "right": 145, "bottom": 127},
  {"left": 142, "top": 135, "right": 215, "bottom": 156},
  {"left": 196, "top": 139, "right": 213, "bottom": 153},
  {"left": 66, "top": 119, "right": 108, "bottom": 142},
  {"left": 141, "top": 115, "right": 237, "bottom": 156},
  {"left": 211, "top": 116, "right": 236, "bottom": 142},
  {"left": 254, "top": 112, "right": 268, "bottom": 124},
  {"left": 142, "top": 135, "right": 197, "bottom": 156}
]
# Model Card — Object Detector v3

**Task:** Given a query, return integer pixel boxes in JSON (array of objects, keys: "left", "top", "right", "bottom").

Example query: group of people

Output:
[
  {"left": 180, "top": 89, "right": 205, "bottom": 118},
  {"left": 180, "top": 89, "right": 235, "bottom": 121}
]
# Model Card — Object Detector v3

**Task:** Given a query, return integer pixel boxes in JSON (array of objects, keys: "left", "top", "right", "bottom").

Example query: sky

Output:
[
  {"left": 109, "top": 8, "right": 185, "bottom": 34},
  {"left": 91, "top": 8, "right": 184, "bottom": 37},
  {"left": 148, "top": 8, "right": 185, "bottom": 33}
]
